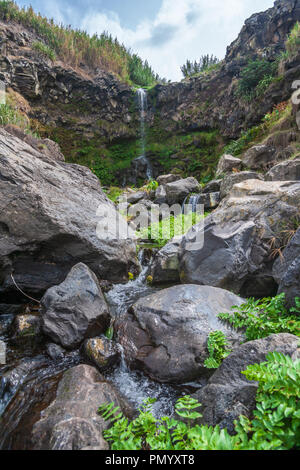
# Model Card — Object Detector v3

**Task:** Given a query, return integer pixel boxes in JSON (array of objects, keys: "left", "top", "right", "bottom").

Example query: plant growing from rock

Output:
[{"left": 204, "top": 331, "right": 232, "bottom": 369}]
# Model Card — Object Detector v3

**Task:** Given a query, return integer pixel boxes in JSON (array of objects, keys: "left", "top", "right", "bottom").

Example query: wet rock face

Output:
[
  {"left": 31, "top": 365, "right": 125, "bottom": 450},
  {"left": 41, "top": 263, "right": 111, "bottom": 350},
  {"left": 0, "top": 128, "right": 138, "bottom": 304},
  {"left": 194, "top": 334, "right": 299, "bottom": 433},
  {"left": 179, "top": 180, "right": 300, "bottom": 297},
  {"left": 116, "top": 285, "right": 244, "bottom": 384},
  {"left": 273, "top": 228, "right": 300, "bottom": 308}
]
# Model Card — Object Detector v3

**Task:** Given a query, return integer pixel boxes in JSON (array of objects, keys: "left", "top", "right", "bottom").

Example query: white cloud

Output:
[{"left": 62, "top": 0, "right": 276, "bottom": 81}]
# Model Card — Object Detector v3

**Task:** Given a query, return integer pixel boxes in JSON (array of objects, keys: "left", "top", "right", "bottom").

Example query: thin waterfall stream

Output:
[{"left": 132, "top": 89, "right": 153, "bottom": 182}]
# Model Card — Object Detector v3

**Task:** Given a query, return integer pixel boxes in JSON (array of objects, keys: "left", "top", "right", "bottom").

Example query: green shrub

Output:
[
  {"left": 204, "top": 331, "right": 232, "bottom": 369},
  {"left": 32, "top": 41, "right": 56, "bottom": 61},
  {"left": 237, "top": 59, "right": 278, "bottom": 100},
  {"left": 0, "top": 102, "right": 28, "bottom": 128},
  {"left": 98, "top": 352, "right": 300, "bottom": 450},
  {"left": 286, "top": 21, "right": 300, "bottom": 57},
  {"left": 218, "top": 294, "right": 300, "bottom": 342},
  {"left": 181, "top": 55, "right": 220, "bottom": 78}
]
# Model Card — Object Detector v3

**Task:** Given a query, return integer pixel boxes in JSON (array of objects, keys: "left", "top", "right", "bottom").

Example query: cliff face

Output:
[
  {"left": 150, "top": 0, "right": 300, "bottom": 139},
  {"left": 0, "top": 0, "right": 299, "bottom": 186}
]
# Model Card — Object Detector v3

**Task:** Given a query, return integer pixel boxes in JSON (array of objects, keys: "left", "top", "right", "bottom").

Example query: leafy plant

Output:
[
  {"left": 135, "top": 212, "right": 205, "bottom": 248},
  {"left": 204, "top": 331, "right": 232, "bottom": 369},
  {"left": 32, "top": 40, "right": 56, "bottom": 61},
  {"left": 146, "top": 179, "right": 159, "bottom": 192},
  {"left": 218, "top": 294, "right": 300, "bottom": 342},
  {"left": 98, "top": 353, "right": 300, "bottom": 450},
  {"left": 237, "top": 59, "right": 278, "bottom": 100}
]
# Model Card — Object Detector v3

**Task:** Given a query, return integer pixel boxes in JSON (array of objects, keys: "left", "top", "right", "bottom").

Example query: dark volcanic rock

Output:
[
  {"left": 31, "top": 365, "right": 125, "bottom": 450},
  {"left": 116, "top": 285, "right": 244, "bottom": 384},
  {"left": 273, "top": 228, "right": 300, "bottom": 308},
  {"left": 220, "top": 172, "right": 264, "bottom": 199},
  {"left": 0, "top": 128, "right": 138, "bottom": 304},
  {"left": 83, "top": 336, "right": 120, "bottom": 371},
  {"left": 179, "top": 180, "right": 300, "bottom": 297},
  {"left": 41, "top": 263, "right": 110, "bottom": 350},
  {"left": 194, "top": 334, "right": 299, "bottom": 433},
  {"left": 266, "top": 158, "right": 300, "bottom": 181}
]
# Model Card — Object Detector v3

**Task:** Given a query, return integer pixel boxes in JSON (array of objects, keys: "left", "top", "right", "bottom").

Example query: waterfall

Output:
[
  {"left": 182, "top": 194, "right": 202, "bottom": 213},
  {"left": 134, "top": 89, "right": 153, "bottom": 181}
]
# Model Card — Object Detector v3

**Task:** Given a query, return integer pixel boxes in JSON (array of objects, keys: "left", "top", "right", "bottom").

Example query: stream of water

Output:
[{"left": 132, "top": 89, "right": 153, "bottom": 181}]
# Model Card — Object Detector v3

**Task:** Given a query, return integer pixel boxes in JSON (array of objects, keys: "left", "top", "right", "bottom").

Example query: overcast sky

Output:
[{"left": 16, "top": 0, "right": 275, "bottom": 81}]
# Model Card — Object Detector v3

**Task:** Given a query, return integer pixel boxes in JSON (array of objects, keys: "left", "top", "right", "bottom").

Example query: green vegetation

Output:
[
  {"left": 219, "top": 294, "right": 300, "bottom": 342},
  {"left": 286, "top": 21, "right": 300, "bottom": 57},
  {"left": 136, "top": 212, "right": 205, "bottom": 248},
  {"left": 181, "top": 54, "right": 220, "bottom": 78},
  {"left": 225, "top": 101, "right": 291, "bottom": 156},
  {"left": 0, "top": 0, "right": 161, "bottom": 86},
  {"left": 98, "top": 352, "right": 300, "bottom": 450},
  {"left": 32, "top": 40, "right": 56, "bottom": 61},
  {"left": 0, "top": 102, "right": 28, "bottom": 127},
  {"left": 237, "top": 58, "right": 278, "bottom": 101},
  {"left": 104, "top": 186, "right": 124, "bottom": 203},
  {"left": 204, "top": 331, "right": 232, "bottom": 369}
]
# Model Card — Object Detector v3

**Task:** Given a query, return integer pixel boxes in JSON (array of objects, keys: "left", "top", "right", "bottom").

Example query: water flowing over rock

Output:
[
  {"left": 116, "top": 285, "right": 244, "bottom": 384},
  {"left": 179, "top": 180, "right": 300, "bottom": 297},
  {"left": 31, "top": 365, "right": 126, "bottom": 450},
  {"left": 273, "top": 228, "right": 300, "bottom": 308},
  {"left": 41, "top": 263, "right": 111, "bottom": 350},
  {"left": 0, "top": 128, "right": 138, "bottom": 306},
  {"left": 193, "top": 334, "right": 299, "bottom": 433}
]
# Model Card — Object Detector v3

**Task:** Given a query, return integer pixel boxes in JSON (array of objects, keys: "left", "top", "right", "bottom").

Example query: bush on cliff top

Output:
[{"left": 0, "top": 1, "right": 161, "bottom": 86}]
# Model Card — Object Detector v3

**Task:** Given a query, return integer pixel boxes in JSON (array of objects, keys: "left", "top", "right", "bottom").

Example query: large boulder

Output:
[
  {"left": 242, "top": 145, "right": 276, "bottom": 171},
  {"left": 180, "top": 180, "right": 300, "bottom": 297},
  {"left": 266, "top": 158, "right": 300, "bottom": 181},
  {"left": 0, "top": 128, "right": 138, "bottom": 306},
  {"left": 194, "top": 334, "right": 299, "bottom": 433},
  {"left": 31, "top": 365, "right": 125, "bottom": 450},
  {"left": 41, "top": 263, "right": 110, "bottom": 350},
  {"left": 216, "top": 155, "right": 242, "bottom": 177},
  {"left": 273, "top": 228, "right": 300, "bottom": 308},
  {"left": 164, "top": 177, "right": 201, "bottom": 205},
  {"left": 116, "top": 285, "right": 244, "bottom": 384},
  {"left": 220, "top": 172, "right": 263, "bottom": 199},
  {"left": 157, "top": 174, "right": 181, "bottom": 185},
  {"left": 150, "top": 236, "right": 182, "bottom": 284}
]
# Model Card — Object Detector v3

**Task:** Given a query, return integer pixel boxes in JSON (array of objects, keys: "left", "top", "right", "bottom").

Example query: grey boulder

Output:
[
  {"left": 0, "top": 128, "right": 138, "bottom": 305},
  {"left": 180, "top": 180, "right": 300, "bottom": 297},
  {"left": 220, "top": 172, "right": 264, "bottom": 199},
  {"left": 216, "top": 155, "right": 242, "bottom": 177},
  {"left": 150, "top": 236, "right": 182, "bottom": 284},
  {"left": 31, "top": 365, "right": 125, "bottom": 450},
  {"left": 165, "top": 177, "right": 201, "bottom": 205},
  {"left": 41, "top": 263, "right": 110, "bottom": 350},
  {"left": 194, "top": 334, "right": 299, "bottom": 433},
  {"left": 116, "top": 285, "right": 244, "bottom": 384},
  {"left": 266, "top": 158, "right": 300, "bottom": 181}
]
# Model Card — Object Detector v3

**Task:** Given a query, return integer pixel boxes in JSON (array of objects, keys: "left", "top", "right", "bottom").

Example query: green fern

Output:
[{"left": 204, "top": 330, "right": 232, "bottom": 369}]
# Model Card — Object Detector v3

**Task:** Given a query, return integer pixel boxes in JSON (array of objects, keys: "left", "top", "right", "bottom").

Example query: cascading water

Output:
[
  {"left": 182, "top": 194, "right": 202, "bottom": 213},
  {"left": 133, "top": 89, "right": 153, "bottom": 182}
]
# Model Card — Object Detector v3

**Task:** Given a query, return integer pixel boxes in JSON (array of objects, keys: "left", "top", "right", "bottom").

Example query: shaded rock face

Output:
[
  {"left": 0, "top": 129, "right": 138, "bottom": 305},
  {"left": 194, "top": 334, "right": 299, "bottom": 433},
  {"left": 273, "top": 228, "right": 300, "bottom": 308},
  {"left": 150, "top": 236, "right": 182, "bottom": 284},
  {"left": 180, "top": 180, "right": 300, "bottom": 297},
  {"left": 266, "top": 158, "right": 300, "bottom": 181},
  {"left": 243, "top": 145, "right": 277, "bottom": 171},
  {"left": 31, "top": 365, "right": 125, "bottom": 450},
  {"left": 116, "top": 285, "right": 244, "bottom": 384},
  {"left": 41, "top": 263, "right": 110, "bottom": 350}
]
